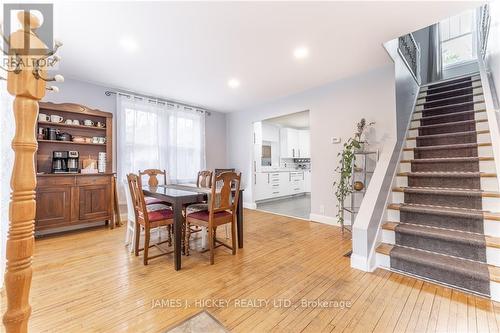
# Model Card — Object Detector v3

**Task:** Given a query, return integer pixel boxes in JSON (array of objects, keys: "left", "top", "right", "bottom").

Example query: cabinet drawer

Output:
[
  {"left": 76, "top": 176, "right": 110, "bottom": 185},
  {"left": 37, "top": 176, "right": 75, "bottom": 187}
]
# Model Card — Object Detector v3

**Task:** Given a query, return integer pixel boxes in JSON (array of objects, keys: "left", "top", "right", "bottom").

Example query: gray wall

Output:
[
  {"left": 412, "top": 26, "right": 431, "bottom": 84},
  {"left": 43, "top": 77, "right": 228, "bottom": 173}
]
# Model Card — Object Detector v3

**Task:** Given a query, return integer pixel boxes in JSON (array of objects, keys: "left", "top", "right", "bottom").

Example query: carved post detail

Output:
[{"left": 1, "top": 10, "right": 63, "bottom": 333}]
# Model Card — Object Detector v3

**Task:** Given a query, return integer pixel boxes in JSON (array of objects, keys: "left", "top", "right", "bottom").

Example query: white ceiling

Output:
[
  {"left": 50, "top": 1, "right": 482, "bottom": 112},
  {"left": 264, "top": 110, "right": 310, "bottom": 129}
]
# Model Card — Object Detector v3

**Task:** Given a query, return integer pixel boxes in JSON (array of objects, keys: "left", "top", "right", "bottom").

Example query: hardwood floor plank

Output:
[{"left": 2, "top": 209, "right": 500, "bottom": 332}]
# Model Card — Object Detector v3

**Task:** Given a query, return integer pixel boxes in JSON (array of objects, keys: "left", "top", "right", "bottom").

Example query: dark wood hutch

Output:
[{"left": 35, "top": 102, "right": 116, "bottom": 234}]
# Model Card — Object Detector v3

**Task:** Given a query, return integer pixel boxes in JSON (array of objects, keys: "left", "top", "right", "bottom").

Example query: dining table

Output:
[{"left": 142, "top": 184, "right": 245, "bottom": 270}]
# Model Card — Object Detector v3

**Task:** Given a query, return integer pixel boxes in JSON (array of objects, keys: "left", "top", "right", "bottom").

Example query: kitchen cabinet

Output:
[
  {"left": 262, "top": 123, "right": 280, "bottom": 142},
  {"left": 254, "top": 171, "right": 307, "bottom": 201},
  {"left": 280, "top": 128, "right": 299, "bottom": 158},
  {"left": 288, "top": 171, "right": 305, "bottom": 194},
  {"left": 280, "top": 128, "right": 310, "bottom": 158},
  {"left": 298, "top": 130, "right": 310, "bottom": 158},
  {"left": 304, "top": 170, "right": 311, "bottom": 192}
]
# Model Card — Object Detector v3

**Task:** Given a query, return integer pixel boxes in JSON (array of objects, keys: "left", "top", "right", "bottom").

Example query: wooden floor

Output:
[{"left": 2, "top": 209, "right": 500, "bottom": 332}]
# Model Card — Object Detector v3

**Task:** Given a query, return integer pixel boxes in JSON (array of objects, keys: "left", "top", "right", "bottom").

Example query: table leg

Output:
[
  {"left": 173, "top": 202, "right": 183, "bottom": 270},
  {"left": 237, "top": 190, "right": 243, "bottom": 248}
]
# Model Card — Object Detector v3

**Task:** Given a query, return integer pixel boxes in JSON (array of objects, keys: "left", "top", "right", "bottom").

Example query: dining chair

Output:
[
  {"left": 185, "top": 171, "right": 241, "bottom": 264},
  {"left": 139, "top": 169, "right": 173, "bottom": 241},
  {"left": 127, "top": 173, "right": 174, "bottom": 265},
  {"left": 139, "top": 169, "right": 169, "bottom": 204},
  {"left": 183, "top": 170, "right": 213, "bottom": 254}
]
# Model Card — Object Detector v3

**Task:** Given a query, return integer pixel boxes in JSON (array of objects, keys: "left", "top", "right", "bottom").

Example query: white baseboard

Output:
[
  {"left": 243, "top": 202, "right": 257, "bottom": 209},
  {"left": 309, "top": 213, "right": 340, "bottom": 226}
]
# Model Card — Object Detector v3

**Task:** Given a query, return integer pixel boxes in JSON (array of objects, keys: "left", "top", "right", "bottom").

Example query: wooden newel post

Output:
[{"left": 2, "top": 11, "right": 63, "bottom": 333}]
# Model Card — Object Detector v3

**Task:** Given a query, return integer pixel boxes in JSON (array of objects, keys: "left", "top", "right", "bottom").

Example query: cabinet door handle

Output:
[
  {"left": 268, "top": 173, "right": 270, "bottom": 183},
  {"left": 292, "top": 148, "right": 295, "bottom": 157},
  {"left": 298, "top": 149, "right": 300, "bottom": 157},
  {"left": 254, "top": 174, "right": 256, "bottom": 185}
]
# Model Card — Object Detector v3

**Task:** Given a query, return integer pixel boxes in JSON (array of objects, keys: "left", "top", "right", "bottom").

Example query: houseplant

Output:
[{"left": 333, "top": 118, "right": 375, "bottom": 226}]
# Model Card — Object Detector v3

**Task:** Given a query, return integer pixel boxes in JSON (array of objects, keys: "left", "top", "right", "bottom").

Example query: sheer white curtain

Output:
[
  {"left": 116, "top": 94, "right": 206, "bottom": 186},
  {"left": 0, "top": 80, "right": 14, "bottom": 288}
]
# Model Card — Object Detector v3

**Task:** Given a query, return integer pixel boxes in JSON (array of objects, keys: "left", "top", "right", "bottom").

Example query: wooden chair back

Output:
[
  {"left": 139, "top": 169, "right": 167, "bottom": 187},
  {"left": 127, "top": 173, "right": 148, "bottom": 224},
  {"left": 197, "top": 170, "right": 213, "bottom": 188},
  {"left": 210, "top": 171, "right": 241, "bottom": 214}
]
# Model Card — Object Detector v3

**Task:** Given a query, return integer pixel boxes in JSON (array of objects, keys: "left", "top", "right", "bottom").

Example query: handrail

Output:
[
  {"left": 479, "top": 4, "right": 491, "bottom": 59},
  {"left": 398, "top": 33, "right": 421, "bottom": 85}
]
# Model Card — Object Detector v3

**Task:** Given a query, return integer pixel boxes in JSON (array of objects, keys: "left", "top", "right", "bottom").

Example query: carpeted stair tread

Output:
[
  {"left": 388, "top": 203, "right": 488, "bottom": 219},
  {"left": 419, "top": 86, "right": 479, "bottom": 100},
  {"left": 416, "top": 101, "right": 483, "bottom": 114},
  {"left": 383, "top": 222, "right": 500, "bottom": 249},
  {"left": 393, "top": 186, "right": 500, "bottom": 197},
  {"left": 424, "top": 78, "right": 480, "bottom": 92},
  {"left": 394, "top": 224, "right": 487, "bottom": 261},
  {"left": 378, "top": 243, "right": 491, "bottom": 295},
  {"left": 407, "top": 129, "right": 488, "bottom": 140},
  {"left": 397, "top": 171, "right": 496, "bottom": 178},
  {"left": 415, "top": 109, "right": 485, "bottom": 121},
  {"left": 401, "top": 157, "right": 493, "bottom": 163},
  {"left": 426, "top": 75, "right": 476, "bottom": 88},
  {"left": 403, "top": 142, "right": 491, "bottom": 152},
  {"left": 416, "top": 92, "right": 483, "bottom": 107},
  {"left": 409, "top": 119, "right": 486, "bottom": 131}
]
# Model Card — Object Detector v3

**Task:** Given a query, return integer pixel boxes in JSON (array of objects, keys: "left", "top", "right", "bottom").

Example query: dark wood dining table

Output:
[{"left": 142, "top": 184, "right": 244, "bottom": 270}]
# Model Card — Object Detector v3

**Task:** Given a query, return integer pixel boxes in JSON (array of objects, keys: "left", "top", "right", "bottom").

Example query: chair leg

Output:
[
  {"left": 231, "top": 220, "right": 237, "bottom": 255},
  {"left": 185, "top": 222, "right": 191, "bottom": 256},
  {"left": 134, "top": 221, "right": 140, "bottom": 256},
  {"left": 208, "top": 226, "right": 214, "bottom": 265},
  {"left": 143, "top": 227, "right": 150, "bottom": 265},
  {"left": 167, "top": 225, "right": 172, "bottom": 247}
]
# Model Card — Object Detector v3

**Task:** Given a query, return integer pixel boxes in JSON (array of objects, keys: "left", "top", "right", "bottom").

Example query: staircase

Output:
[{"left": 376, "top": 73, "right": 500, "bottom": 299}]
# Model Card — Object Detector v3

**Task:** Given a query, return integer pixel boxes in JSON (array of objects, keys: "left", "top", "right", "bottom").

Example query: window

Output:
[
  {"left": 116, "top": 95, "right": 206, "bottom": 185},
  {"left": 440, "top": 10, "right": 477, "bottom": 67}
]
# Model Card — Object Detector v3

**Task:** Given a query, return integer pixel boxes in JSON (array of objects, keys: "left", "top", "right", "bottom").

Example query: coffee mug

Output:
[
  {"left": 72, "top": 120, "right": 80, "bottom": 125},
  {"left": 96, "top": 121, "right": 105, "bottom": 128},
  {"left": 50, "top": 115, "right": 64, "bottom": 123},
  {"left": 92, "top": 136, "right": 100, "bottom": 143},
  {"left": 65, "top": 119, "right": 73, "bottom": 125},
  {"left": 38, "top": 113, "right": 50, "bottom": 122},
  {"left": 98, "top": 137, "right": 106, "bottom": 144},
  {"left": 84, "top": 120, "right": 94, "bottom": 126}
]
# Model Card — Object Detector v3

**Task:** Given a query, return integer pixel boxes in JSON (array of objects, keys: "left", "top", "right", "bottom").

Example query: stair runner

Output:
[{"left": 377, "top": 74, "right": 500, "bottom": 297}]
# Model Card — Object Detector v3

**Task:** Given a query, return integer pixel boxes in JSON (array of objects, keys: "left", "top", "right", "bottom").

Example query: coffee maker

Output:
[
  {"left": 67, "top": 151, "right": 79, "bottom": 173},
  {"left": 52, "top": 151, "right": 68, "bottom": 173}
]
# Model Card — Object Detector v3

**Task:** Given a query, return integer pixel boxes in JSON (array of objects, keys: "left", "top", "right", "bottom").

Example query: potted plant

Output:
[{"left": 333, "top": 118, "right": 375, "bottom": 226}]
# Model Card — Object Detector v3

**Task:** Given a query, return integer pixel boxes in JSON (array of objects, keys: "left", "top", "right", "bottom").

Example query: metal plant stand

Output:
[{"left": 341, "top": 149, "right": 379, "bottom": 256}]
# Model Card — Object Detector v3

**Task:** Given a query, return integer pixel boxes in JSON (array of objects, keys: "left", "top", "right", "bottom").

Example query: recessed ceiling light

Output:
[
  {"left": 120, "top": 37, "right": 138, "bottom": 52},
  {"left": 293, "top": 46, "right": 309, "bottom": 59},
  {"left": 228, "top": 78, "right": 240, "bottom": 89}
]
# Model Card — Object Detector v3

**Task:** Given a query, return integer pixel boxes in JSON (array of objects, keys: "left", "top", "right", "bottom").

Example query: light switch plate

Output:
[{"left": 331, "top": 137, "right": 341, "bottom": 144}]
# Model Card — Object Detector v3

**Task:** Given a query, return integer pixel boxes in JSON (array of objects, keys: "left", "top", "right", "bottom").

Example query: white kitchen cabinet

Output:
[
  {"left": 280, "top": 128, "right": 299, "bottom": 158},
  {"left": 304, "top": 170, "right": 311, "bottom": 192},
  {"left": 262, "top": 123, "right": 280, "bottom": 142},
  {"left": 298, "top": 130, "right": 310, "bottom": 158},
  {"left": 254, "top": 172, "right": 270, "bottom": 201},
  {"left": 253, "top": 122, "right": 263, "bottom": 172},
  {"left": 288, "top": 171, "right": 305, "bottom": 195}
]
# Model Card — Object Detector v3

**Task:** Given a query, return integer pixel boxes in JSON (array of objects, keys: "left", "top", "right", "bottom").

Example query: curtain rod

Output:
[{"left": 104, "top": 90, "right": 212, "bottom": 116}]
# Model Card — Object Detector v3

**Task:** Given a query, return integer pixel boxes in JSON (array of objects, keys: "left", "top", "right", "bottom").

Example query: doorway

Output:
[{"left": 252, "top": 110, "right": 311, "bottom": 220}]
